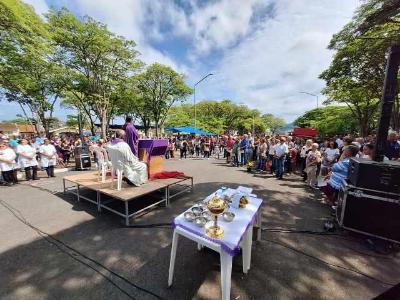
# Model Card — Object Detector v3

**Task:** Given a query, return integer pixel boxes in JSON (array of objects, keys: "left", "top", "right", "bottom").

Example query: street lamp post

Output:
[
  {"left": 300, "top": 91, "right": 319, "bottom": 109},
  {"left": 193, "top": 73, "right": 213, "bottom": 129}
]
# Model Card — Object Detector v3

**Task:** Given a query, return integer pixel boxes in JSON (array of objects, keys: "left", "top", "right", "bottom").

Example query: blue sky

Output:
[{"left": 1, "top": 0, "right": 361, "bottom": 123}]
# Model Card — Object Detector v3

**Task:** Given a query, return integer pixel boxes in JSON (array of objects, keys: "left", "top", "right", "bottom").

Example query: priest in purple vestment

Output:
[{"left": 122, "top": 116, "right": 139, "bottom": 156}]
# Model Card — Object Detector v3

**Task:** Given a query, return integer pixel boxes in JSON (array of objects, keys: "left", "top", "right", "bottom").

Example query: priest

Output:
[
  {"left": 107, "top": 130, "right": 147, "bottom": 186},
  {"left": 122, "top": 116, "right": 139, "bottom": 156}
]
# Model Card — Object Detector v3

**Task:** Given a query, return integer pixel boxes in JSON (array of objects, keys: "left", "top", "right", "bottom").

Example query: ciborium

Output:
[{"left": 206, "top": 195, "right": 228, "bottom": 238}]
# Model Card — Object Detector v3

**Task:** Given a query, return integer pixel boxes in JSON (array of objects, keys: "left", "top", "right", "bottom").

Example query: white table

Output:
[{"left": 168, "top": 188, "right": 262, "bottom": 300}]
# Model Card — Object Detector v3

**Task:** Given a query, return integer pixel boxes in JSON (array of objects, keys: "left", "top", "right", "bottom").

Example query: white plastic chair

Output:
[{"left": 106, "top": 147, "right": 124, "bottom": 191}]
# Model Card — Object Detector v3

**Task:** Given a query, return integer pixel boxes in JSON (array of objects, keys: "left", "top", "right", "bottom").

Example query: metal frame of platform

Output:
[{"left": 63, "top": 172, "right": 193, "bottom": 225}]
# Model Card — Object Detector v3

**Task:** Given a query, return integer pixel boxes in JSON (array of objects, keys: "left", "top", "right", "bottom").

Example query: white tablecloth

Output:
[{"left": 173, "top": 187, "right": 263, "bottom": 256}]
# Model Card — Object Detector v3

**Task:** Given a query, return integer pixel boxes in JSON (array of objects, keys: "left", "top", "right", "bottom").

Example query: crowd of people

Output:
[
  {"left": 0, "top": 131, "right": 107, "bottom": 186},
  {"left": 1, "top": 127, "right": 399, "bottom": 200},
  {"left": 165, "top": 132, "right": 400, "bottom": 208}
]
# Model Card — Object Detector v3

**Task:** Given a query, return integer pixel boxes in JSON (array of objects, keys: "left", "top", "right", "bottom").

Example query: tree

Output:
[
  {"left": 320, "top": 0, "right": 400, "bottom": 133},
  {"left": 294, "top": 106, "right": 359, "bottom": 136},
  {"left": 164, "top": 100, "right": 282, "bottom": 135},
  {"left": 0, "top": 0, "right": 69, "bottom": 137},
  {"left": 135, "top": 63, "right": 192, "bottom": 136},
  {"left": 262, "top": 113, "right": 285, "bottom": 133},
  {"left": 47, "top": 8, "right": 143, "bottom": 139}
]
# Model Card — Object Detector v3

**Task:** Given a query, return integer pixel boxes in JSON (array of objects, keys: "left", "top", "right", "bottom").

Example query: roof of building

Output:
[
  {"left": 17, "top": 124, "right": 36, "bottom": 133},
  {"left": 0, "top": 123, "right": 18, "bottom": 132}
]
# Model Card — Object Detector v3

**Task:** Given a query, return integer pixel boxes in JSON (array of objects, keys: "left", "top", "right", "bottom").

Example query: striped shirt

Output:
[{"left": 329, "top": 158, "right": 350, "bottom": 190}]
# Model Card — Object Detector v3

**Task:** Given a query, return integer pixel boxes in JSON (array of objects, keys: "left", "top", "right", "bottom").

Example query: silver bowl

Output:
[
  {"left": 223, "top": 211, "right": 235, "bottom": 222},
  {"left": 194, "top": 216, "right": 208, "bottom": 227},
  {"left": 184, "top": 211, "right": 196, "bottom": 222},
  {"left": 201, "top": 211, "right": 212, "bottom": 220},
  {"left": 192, "top": 206, "right": 204, "bottom": 216}
]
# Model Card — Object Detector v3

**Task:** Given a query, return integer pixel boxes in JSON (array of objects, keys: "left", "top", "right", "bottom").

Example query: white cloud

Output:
[
  {"left": 197, "top": 0, "right": 360, "bottom": 121},
  {"left": 18, "top": 0, "right": 360, "bottom": 123}
]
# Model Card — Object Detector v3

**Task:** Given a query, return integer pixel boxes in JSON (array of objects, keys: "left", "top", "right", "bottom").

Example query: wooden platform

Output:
[{"left": 63, "top": 172, "right": 193, "bottom": 225}]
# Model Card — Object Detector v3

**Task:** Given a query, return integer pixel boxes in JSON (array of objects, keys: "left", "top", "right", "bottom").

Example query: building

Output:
[{"left": 0, "top": 123, "right": 39, "bottom": 138}]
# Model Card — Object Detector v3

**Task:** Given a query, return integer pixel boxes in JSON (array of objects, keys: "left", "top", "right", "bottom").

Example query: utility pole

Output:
[
  {"left": 300, "top": 91, "right": 319, "bottom": 109},
  {"left": 193, "top": 73, "right": 213, "bottom": 128}
]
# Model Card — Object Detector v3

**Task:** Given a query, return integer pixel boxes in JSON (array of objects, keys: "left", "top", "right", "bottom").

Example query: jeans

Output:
[
  {"left": 240, "top": 151, "right": 246, "bottom": 166},
  {"left": 268, "top": 154, "right": 275, "bottom": 173},
  {"left": 275, "top": 157, "right": 285, "bottom": 179},
  {"left": 257, "top": 158, "right": 265, "bottom": 170}
]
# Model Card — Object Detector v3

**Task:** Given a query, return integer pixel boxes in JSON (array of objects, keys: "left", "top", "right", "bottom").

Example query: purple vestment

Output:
[{"left": 122, "top": 123, "right": 139, "bottom": 156}]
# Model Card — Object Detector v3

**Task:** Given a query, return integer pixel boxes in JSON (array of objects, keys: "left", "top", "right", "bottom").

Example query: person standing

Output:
[
  {"left": 305, "top": 143, "right": 321, "bottom": 189},
  {"left": 385, "top": 132, "right": 400, "bottom": 160},
  {"left": 240, "top": 135, "right": 249, "bottom": 166},
  {"left": 16, "top": 139, "right": 39, "bottom": 181},
  {"left": 300, "top": 139, "right": 313, "bottom": 181},
  {"left": 0, "top": 140, "right": 18, "bottom": 185},
  {"left": 274, "top": 137, "right": 289, "bottom": 180},
  {"left": 203, "top": 139, "right": 210, "bottom": 159},
  {"left": 226, "top": 136, "right": 234, "bottom": 164},
  {"left": 268, "top": 138, "right": 276, "bottom": 174},
  {"left": 122, "top": 116, "right": 139, "bottom": 156},
  {"left": 39, "top": 138, "right": 57, "bottom": 178},
  {"left": 257, "top": 138, "right": 268, "bottom": 171},
  {"left": 180, "top": 139, "right": 188, "bottom": 159}
]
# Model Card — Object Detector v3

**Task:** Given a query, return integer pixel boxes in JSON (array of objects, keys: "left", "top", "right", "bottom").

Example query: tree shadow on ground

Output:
[{"left": 1, "top": 178, "right": 399, "bottom": 300}]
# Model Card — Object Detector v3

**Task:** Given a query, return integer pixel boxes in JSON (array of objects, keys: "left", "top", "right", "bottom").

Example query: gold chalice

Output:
[{"left": 206, "top": 195, "right": 228, "bottom": 238}]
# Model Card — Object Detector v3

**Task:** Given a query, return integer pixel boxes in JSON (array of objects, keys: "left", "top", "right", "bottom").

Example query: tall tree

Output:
[
  {"left": 47, "top": 8, "right": 143, "bottom": 138},
  {"left": 135, "top": 63, "right": 192, "bottom": 136},
  {"left": 0, "top": 0, "right": 68, "bottom": 137},
  {"left": 294, "top": 106, "right": 359, "bottom": 136},
  {"left": 320, "top": 0, "right": 400, "bottom": 133}
]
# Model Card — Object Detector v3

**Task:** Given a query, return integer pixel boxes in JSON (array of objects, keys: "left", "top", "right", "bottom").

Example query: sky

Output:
[{"left": 1, "top": 0, "right": 361, "bottom": 123}]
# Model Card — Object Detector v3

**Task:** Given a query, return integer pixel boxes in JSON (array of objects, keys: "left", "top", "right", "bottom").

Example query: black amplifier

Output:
[
  {"left": 337, "top": 182, "right": 400, "bottom": 244},
  {"left": 348, "top": 158, "right": 400, "bottom": 193},
  {"left": 75, "top": 154, "right": 91, "bottom": 170},
  {"left": 74, "top": 145, "right": 90, "bottom": 155}
]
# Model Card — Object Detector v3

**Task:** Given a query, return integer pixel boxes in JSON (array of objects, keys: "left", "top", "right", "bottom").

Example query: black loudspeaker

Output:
[
  {"left": 348, "top": 158, "right": 400, "bottom": 193},
  {"left": 74, "top": 146, "right": 90, "bottom": 156},
  {"left": 337, "top": 182, "right": 400, "bottom": 244},
  {"left": 75, "top": 154, "right": 91, "bottom": 170}
]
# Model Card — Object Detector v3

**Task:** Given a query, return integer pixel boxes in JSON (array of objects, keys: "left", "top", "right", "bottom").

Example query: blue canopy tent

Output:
[{"left": 165, "top": 126, "right": 214, "bottom": 136}]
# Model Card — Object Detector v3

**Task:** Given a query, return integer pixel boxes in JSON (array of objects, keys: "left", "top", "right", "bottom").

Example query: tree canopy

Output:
[
  {"left": 320, "top": 0, "right": 400, "bottom": 135},
  {"left": 294, "top": 106, "right": 359, "bottom": 137},
  {"left": 165, "top": 100, "right": 285, "bottom": 135}
]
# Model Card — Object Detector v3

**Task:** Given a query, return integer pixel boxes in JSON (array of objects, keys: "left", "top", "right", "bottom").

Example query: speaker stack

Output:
[
  {"left": 74, "top": 146, "right": 91, "bottom": 170},
  {"left": 337, "top": 158, "right": 400, "bottom": 244}
]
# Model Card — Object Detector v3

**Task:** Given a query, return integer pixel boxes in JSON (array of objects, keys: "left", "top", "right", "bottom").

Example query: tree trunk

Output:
[
  {"left": 100, "top": 110, "right": 108, "bottom": 139},
  {"left": 360, "top": 116, "right": 369, "bottom": 137},
  {"left": 153, "top": 118, "right": 160, "bottom": 137}
]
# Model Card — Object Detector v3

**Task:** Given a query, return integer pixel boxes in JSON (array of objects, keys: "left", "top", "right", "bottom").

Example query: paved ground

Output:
[{"left": 0, "top": 157, "right": 399, "bottom": 300}]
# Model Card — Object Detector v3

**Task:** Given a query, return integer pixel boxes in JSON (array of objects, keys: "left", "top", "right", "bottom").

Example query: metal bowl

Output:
[
  {"left": 223, "top": 211, "right": 235, "bottom": 222},
  {"left": 201, "top": 211, "right": 212, "bottom": 221},
  {"left": 192, "top": 206, "right": 204, "bottom": 216},
  {"left": 194, "top": 216, "right": 208, "bottom": 227},
  {"left": 184, "top": 211, "right": 196, "bottom": 222}
]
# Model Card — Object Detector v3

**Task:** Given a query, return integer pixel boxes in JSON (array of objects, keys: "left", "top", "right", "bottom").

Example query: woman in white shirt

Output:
[
  {"left": 39, "top": 138, "right": 57, "bottom": 177},
  {"left": 0, "top": 140, "right": 18, "bottom": 185},
  {"left": 17, "top": 139, "right": 39, "bottom": 181},
  {"left": 321, "top": 141, "right": 340, "bottom": 176}
]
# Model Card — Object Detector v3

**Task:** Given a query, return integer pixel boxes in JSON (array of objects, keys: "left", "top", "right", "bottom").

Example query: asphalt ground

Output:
[{"left": 0, "top": 156, "right": 399, "bottom": 300}]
